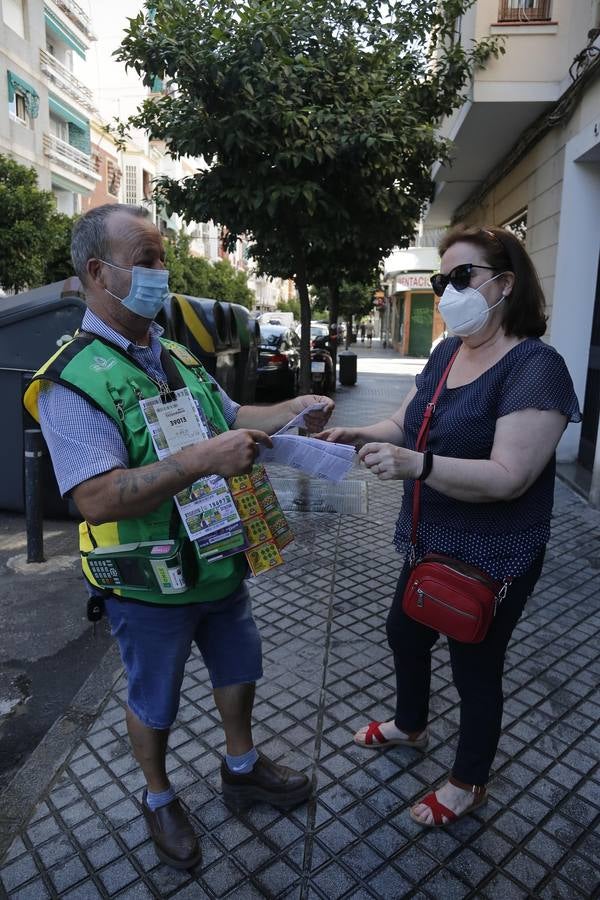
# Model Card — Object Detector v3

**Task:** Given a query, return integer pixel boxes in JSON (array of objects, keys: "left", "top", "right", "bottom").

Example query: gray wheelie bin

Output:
[
  {"left": 1, "top": 278, "right": 86, "bottom": 514},
  {"left": 338, "top": 350, "right": 358, "bottom": 386},
  {"left": 231, "top": 304, "right": 259, "bottom": 404}
]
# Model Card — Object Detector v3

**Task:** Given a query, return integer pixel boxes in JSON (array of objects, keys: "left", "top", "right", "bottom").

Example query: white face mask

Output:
[{"left": 438, "top": 273, "right": 507, "bottom": 337}]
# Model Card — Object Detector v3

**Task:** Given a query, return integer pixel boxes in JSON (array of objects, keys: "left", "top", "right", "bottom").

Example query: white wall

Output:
[{"left": 549, "top": 123, "right": 600, "bottom": 464}]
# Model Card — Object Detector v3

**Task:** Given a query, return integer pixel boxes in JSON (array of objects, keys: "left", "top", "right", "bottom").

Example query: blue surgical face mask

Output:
[{"left": 100, "top": 259, "right": 170, "bottom": 319}]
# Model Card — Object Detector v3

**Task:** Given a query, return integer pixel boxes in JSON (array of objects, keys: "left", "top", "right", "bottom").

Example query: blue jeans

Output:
[{"left": 105, "top": 582, "right": 262, "bottom": 730}]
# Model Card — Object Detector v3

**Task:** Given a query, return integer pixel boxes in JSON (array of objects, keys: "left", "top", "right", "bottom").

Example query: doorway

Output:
[
  {"left": 408, "top": 293, "right": 434, "bottom": 357},
  {"left": 578, "top": 252, "right": 600, "bottom": 470}
]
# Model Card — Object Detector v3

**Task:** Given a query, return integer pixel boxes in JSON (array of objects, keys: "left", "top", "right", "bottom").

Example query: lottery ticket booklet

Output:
[
  {"left": 229, "top": 466, "right": 294, "bottom": 576},
  {"left": 139, "top": 389, "right": 293, "bottom": 575}
]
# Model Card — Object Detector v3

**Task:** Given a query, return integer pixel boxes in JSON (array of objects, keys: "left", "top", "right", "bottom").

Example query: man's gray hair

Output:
[{"left": 71, "top": 204, "right": 150, "bottom": 284}]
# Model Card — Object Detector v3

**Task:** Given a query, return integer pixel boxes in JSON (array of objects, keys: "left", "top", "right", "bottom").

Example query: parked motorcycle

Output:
[{"left": 310, "top": 334, "right": 336, "bottom": 393}]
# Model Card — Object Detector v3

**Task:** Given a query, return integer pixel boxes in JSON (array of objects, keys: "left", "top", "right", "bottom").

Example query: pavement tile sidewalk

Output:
[{"left": 1, "top": 343, "right": 599, "bottom": 899}]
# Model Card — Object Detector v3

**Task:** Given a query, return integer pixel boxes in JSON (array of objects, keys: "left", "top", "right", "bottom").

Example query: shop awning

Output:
[
  {"left": 44, "top": 7, "right": 87, "bottom": 59},
  {"left": 48, "top": 94, "right": 89, "bottom": 132},
  {"left": 7, "top": 71, "right": 40, "bottom": 118}
]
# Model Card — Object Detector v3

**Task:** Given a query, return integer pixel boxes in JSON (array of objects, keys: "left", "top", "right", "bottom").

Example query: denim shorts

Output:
[{"left": 104, "top": 582, "right": 262, "bottom": 729}]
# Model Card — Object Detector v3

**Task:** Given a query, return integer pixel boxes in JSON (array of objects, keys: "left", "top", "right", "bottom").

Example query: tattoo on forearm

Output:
[{"left": 115, "top": 457, "right": 188, "bottom": 505}]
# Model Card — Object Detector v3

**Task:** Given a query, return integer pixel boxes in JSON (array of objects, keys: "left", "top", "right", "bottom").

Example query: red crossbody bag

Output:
[{"left": 402, "top": 350, "right": 509, "bottom": 643}]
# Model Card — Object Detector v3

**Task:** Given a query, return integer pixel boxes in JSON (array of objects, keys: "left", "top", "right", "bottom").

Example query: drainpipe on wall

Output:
[{"left": 590, "top": 433, "right": 600, "bottom": 508}]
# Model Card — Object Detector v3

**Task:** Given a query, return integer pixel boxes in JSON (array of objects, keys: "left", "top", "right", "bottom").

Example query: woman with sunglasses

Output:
[{"left": 316, "top": 224, "right": 581, "bottom": 828}]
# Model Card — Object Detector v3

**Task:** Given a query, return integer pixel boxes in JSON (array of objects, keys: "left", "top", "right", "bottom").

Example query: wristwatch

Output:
[{"left": 417, "top": 449, "right": 434, "bottom": 482}]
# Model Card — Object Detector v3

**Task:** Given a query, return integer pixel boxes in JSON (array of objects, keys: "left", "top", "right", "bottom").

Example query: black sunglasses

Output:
[{"left": 430, "top": 264, "right": 496, "bottom": 297}]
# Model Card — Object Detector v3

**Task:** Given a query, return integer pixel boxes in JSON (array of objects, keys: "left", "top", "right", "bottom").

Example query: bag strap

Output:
[{"left": 410, "top": 348, "right": 460, "bottom": 550}]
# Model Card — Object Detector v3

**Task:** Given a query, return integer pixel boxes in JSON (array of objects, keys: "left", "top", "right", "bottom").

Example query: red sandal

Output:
[
  {"left": 353, "top": 721, "right": 429, "bottom": 749},
  {"left": 410, "top": 787, "right": 487, "bottom": 828}
]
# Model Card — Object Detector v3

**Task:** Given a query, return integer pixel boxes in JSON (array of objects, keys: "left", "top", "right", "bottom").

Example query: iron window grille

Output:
[{"left": 498, "top": 0, "right": 552, "bottom": 22}]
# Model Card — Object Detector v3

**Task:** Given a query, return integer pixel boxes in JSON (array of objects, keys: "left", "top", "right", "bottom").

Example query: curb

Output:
[{"left": 0, "top": 643, "right": 122, "bottom": 863}]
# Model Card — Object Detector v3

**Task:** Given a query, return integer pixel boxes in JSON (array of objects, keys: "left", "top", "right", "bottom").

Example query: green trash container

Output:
[
  {"left": 220, "top": 301, "right": 242, "bottom": 397},
  {"left": 155, "top": 293, "right": 179, "bottom": 340},
  {"left": 1, "top": 278, "right": 86, "bottom": 514},
  {"left": 170, "top": 294, "right": 238, "bottom": 398},
  {"left": 338, "top": 350, "right": 358, "bottom": 386},
  {"left": 230, "top": 304, "right": 259, "bottom": 404}
]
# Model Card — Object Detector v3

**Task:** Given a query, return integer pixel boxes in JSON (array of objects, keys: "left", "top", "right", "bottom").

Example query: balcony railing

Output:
[
  {"left": 39, "top": 49, "right": 95, "bottom": 113},
  {"left": 43, "top": 132, "right": 101, "bottom": 183},
  {"left": 498, "top": 0, "right": 552, "bottom": 22},
  {"left": 50, "top": 0, "right": 96, "bottom": 40}
]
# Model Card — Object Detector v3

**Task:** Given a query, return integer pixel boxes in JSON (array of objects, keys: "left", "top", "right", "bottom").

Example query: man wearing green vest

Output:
[{"left": 25, "top": 204, "right": 334, "bottom": 871}]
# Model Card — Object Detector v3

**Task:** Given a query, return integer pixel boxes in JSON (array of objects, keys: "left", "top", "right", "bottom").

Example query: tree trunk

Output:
[
  {"left": 345, "top": 316, "right": 353, "bottom": 349},
  {"left": 295, "top": 258, "right": 312, "bottom": 395},
  {"left": 327, "top": 281, "right": 339, "bottom": 383}
]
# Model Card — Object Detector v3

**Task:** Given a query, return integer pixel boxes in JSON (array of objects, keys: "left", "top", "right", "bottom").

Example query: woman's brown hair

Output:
[{"left": 438, "top": 224, "right": 547, "bottom": 338}]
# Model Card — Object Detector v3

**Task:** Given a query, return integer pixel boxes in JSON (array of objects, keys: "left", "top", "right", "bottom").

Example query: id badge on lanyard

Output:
[{"left": 152, "top": 388, "right": 209, "bottom": 451}]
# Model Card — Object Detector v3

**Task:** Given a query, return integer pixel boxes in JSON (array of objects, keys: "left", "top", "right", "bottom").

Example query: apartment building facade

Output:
[
  {"left": 423, "top": 0, "right": 600, "bottom": 505},
  {"left": 80, "top": 117, "right": 121, "bottom": 212},
  {"left": 1, "top": 0, "right": 100, "bottom": 212}
]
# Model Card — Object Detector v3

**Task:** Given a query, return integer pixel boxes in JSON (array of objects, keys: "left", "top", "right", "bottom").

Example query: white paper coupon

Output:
[
  {"left": 258, "top": 434, "right": 355, "bottom": 482},
  {"left": 274, "top": 403, "right": 326, "bottom": 436}
]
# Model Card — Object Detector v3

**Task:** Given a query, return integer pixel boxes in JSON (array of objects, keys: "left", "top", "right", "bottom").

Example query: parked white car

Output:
[
  {"left": 259, "top": 312, "right": 296, "bottom": 329},
  {"left": 295, "top": 322, "right": 330, "bottom": 345}
]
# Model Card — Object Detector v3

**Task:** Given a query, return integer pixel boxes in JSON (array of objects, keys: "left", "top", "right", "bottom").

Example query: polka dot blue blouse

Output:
[{"left": 394, "top": 336, "right": 582, "bottom": 580}]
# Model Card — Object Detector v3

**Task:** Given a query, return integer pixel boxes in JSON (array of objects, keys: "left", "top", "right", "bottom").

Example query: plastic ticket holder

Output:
[{"left": 86, "top": 540, "right": 189, "bottom": 594}]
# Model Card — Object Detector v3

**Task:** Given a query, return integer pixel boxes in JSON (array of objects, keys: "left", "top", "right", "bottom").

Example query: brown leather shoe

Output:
[
  {"left": 221, "top": 752, "right": 315, "bottom": 812},
  {"left": 141, "top": 790, "right": 202, "bottom": 870}
]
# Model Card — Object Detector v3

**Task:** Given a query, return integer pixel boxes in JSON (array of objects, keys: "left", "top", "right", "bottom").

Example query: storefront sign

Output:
[{"left": 395, "top": 273, "right": 433, "bottom": 291}]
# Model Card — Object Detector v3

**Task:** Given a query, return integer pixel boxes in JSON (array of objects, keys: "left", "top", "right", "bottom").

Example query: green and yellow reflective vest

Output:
[{"left": 23, "top": 333, "right": 246, "bottom": 604}]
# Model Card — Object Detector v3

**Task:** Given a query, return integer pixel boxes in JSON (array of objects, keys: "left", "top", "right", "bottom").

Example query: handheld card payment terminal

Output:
[{"left": 86, "top": 540, "right": 189, "bottom": 594}]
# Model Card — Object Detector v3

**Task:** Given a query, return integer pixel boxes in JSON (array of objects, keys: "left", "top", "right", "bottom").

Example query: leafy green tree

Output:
[
  {"left": 163, "top": 231, "right": 189, "bottom": 293},
  {"left": 165, "top": 232, "right": 252, "bottom": 306},
  {"left": 164, "top": 231, "right": 210, "bottom": 296},
  {"left": 276, "top": 298, "right": 300, "bottom": 320},
  {"left": 0, "top": 154, "right": 72, "bottom": 293},
  {"left": 312, "top": 280, "right": 375, "bottom": 349},
  {"left": 207, "top": 259, "right": 253, "bottom": 308},
  {"left": 338, "top": 282, "right": 375, "bottom": 346},
  {"left": 43, "top": 212, "right": 76, "bottom": 284},
  {"left": 186, "top": 255, "right": 212, "bottom": 298},
  {"left": 116, "top": 0, "right": 501, "bottom": 390}
]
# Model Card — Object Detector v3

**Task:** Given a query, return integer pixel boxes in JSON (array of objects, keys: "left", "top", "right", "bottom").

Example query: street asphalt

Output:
[
  {"left": 0, "top": 514, "right": 112, "bottom": 796},
  {"left": 0, "top": 341, "right": 598, "bottom": 899}
]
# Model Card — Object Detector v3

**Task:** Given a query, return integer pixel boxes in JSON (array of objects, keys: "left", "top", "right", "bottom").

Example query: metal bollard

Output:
[{"left": 24, "top": 428, "right": 45, "bottom": 563}]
